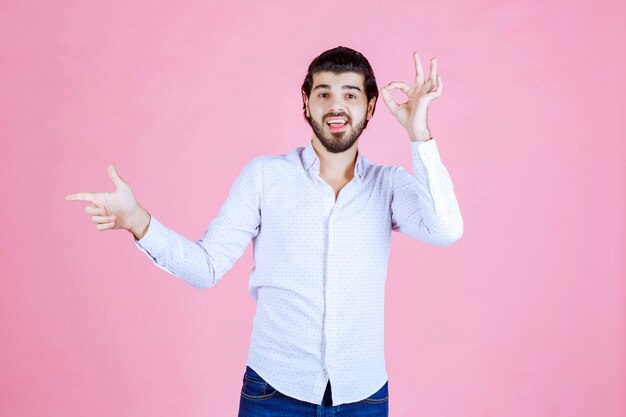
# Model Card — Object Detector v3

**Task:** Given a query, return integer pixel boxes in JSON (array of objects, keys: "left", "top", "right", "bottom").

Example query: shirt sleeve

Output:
[
  {"left": 390, "top": 138, "right": 463, "bottom": 246},
  {"left": 132, "top": 157, "right": 263, "bottom": 289}
]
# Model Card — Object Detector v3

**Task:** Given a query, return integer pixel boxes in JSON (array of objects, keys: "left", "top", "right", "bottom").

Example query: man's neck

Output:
[{"left": 311, "top": 138, "right": 358, "bottom": 181}]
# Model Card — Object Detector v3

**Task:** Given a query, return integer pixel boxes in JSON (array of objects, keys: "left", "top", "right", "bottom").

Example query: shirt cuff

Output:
[
  {"left": 133, "top": 214, "right": 169, "bottom": 259},
  {"left": 411, "top": 137, "right": 442, "bottom": 169}
]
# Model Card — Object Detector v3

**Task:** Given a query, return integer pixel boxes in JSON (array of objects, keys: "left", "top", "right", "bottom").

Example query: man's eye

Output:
[{"left": 318, "top": 93, "right": 356, "bottom": 99}]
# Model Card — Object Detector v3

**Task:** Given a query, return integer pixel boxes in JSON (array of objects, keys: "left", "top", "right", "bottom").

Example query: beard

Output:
[{"left": 306, "top": 113, "right": 368, "bottom": 154}]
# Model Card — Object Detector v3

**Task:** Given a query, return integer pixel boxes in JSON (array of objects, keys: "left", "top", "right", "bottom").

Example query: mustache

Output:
[{"left": 324, "top": 113, "right": 350, "bottom": 122}]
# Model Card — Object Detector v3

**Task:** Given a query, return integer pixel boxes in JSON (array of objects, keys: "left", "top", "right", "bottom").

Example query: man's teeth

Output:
[{"left": 327, "top": 120, "right": 347, "bottom": 125}]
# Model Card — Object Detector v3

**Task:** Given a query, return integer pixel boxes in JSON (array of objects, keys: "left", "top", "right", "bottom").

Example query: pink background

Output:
[{"left": 1, "top": 0, "right": 624, "bottom": 416}]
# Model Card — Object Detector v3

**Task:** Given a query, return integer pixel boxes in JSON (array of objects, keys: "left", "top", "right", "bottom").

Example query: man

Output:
[{"left": 65, "top": 46, "right": 463, "bottom": 417}]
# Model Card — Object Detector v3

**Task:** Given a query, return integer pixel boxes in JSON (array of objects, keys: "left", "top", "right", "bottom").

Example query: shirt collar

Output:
[{"left": 302, "top": 139, "right": 366, "bottom": 183}]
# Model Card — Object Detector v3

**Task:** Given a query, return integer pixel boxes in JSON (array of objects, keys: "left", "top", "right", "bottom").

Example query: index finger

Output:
[{"left": 65, "top": 192, "right": 96, "bottom": 203}]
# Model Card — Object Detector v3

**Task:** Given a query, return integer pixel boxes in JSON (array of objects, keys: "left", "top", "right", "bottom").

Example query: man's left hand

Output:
[{"left": 381, "top": 51, "right": 443, "bottom": 142}]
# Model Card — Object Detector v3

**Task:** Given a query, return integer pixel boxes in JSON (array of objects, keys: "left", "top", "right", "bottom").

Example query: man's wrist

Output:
[
  {"left": 409, "top": 129, "right": 432, "bottom": 142},
  {"left": 130, "top": 207, "right": 151, "bottom": 241}
]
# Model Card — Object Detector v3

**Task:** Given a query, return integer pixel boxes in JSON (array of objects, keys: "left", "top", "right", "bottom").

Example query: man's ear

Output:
[
  {"left": 302, "top": 90, "right": 310, "bottom": 118},
  {"left": 367, "top": 96, "right": 377, "bottom": 120}
]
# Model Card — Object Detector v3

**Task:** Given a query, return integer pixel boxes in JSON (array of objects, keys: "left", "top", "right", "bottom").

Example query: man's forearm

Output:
[{"left": 408, "top": 109, "right": 432, "bottom": 142}]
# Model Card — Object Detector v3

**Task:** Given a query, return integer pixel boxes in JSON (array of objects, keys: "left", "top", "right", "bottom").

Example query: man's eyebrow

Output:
[{"left": 312, "top": 84, "right": 362, "bottom": 93}]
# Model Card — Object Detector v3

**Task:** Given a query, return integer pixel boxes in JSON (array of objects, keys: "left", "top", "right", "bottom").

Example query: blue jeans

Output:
[{"left": 238, "top": 366, "right": 389, "bottom": 417}]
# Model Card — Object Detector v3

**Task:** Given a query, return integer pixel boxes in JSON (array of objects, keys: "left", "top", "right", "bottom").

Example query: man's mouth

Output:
[{"left": 325, "top": 117, "right": 349, "bottom": 132}]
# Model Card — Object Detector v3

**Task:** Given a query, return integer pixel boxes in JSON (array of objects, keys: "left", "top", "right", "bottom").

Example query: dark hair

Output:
[{"left": 301, "top": 46, "right": 379, "bottom": 125}]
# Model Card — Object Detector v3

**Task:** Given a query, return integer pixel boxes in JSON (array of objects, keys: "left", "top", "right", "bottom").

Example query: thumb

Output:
[{"left": 108, "top": 163, "right": 127, "bottom": 188}]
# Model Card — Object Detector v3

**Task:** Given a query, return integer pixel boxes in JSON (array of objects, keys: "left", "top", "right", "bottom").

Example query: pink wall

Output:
[{"left": 1, "top": 0, "right": 624, "bottom": 416}]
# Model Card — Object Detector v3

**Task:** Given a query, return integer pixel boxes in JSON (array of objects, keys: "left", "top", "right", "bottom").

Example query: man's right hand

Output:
[{"left": 65, "top": 163, "right": 151, "bottom": 240}]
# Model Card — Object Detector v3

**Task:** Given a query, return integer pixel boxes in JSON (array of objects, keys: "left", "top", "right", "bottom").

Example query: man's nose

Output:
[{"left": 328, "top": 97, "right": 347, "bottom": 113}]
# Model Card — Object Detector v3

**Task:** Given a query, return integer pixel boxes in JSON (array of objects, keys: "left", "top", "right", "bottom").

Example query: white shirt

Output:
[{"left": 133, "top": 138, "right": 463, "bottom": 406}]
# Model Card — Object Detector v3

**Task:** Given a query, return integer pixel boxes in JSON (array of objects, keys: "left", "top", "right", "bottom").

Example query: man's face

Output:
[{"left": 303, "top": 71, "right": 376, "bottom": 154}]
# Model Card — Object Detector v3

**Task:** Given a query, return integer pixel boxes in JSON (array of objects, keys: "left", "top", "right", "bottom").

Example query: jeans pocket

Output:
[
  {"left": 241, "top": 366, "right": 279, "bottom": 400},
  {"left": 361, "top": 381, "right": 388, "bottom": 404}
]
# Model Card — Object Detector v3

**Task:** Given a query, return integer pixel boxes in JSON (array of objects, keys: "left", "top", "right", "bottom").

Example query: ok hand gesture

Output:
[{"left": 381, "top": 51, "right": 443, "bottom": 142}]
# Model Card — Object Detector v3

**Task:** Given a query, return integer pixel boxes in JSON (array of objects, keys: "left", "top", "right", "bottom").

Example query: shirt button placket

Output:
[
  {"left": 321, "top": 183, "right": 335, "bottom": 376},
  {"left": 328, "top": 216, "right": 334, "bottom": 374}
]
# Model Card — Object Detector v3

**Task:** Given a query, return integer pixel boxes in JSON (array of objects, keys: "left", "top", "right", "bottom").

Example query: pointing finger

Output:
[{"left": 65, "top": 192, "right": 96, "bottom": 203}]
